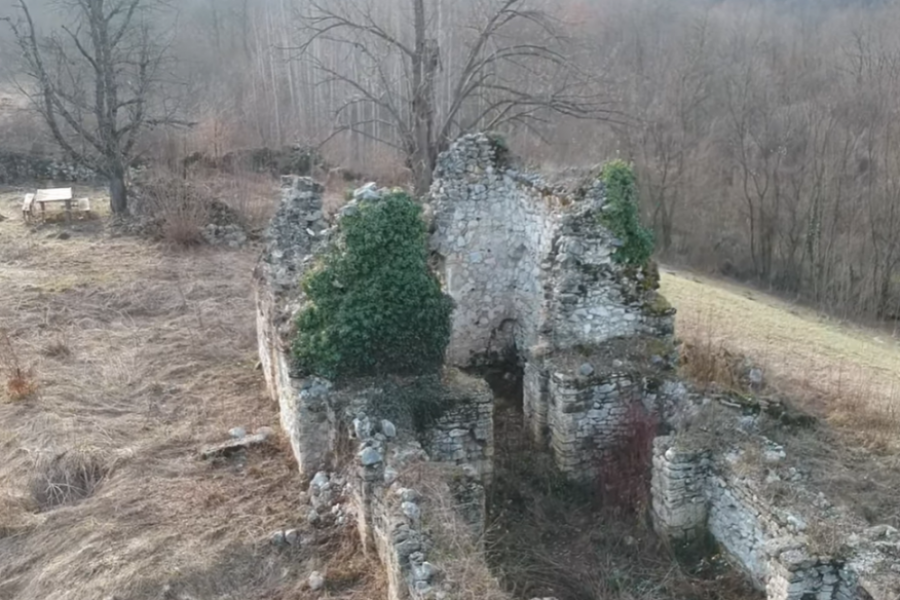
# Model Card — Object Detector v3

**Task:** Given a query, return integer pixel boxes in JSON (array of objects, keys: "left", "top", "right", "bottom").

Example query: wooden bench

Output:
[{"left": 22, "top": 193, "right": 35, "bottom": 222}]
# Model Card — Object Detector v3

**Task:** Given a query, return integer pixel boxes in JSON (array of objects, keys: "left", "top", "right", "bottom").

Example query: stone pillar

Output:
[
  {"left": 651, "top": 436, "right": 709, "bottom": 542},
  {"left": 523, "top": 361, "right": 550, "bottom": 447}
]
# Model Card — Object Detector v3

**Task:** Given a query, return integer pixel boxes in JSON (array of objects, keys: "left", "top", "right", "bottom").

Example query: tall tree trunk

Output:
[
  {"left": 110, "top": 165, "right": 128, "bottom": 215},
  {"left": 411, "top": 0, "right": 439, "bottom": 197}
]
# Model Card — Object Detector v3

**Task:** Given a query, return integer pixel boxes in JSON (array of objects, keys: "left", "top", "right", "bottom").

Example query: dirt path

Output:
[{"left": 0, "top": 191, "right": 323, "bottom": 600}]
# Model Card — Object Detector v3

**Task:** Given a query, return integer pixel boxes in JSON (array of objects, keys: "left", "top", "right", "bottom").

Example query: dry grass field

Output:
[
  {"left": 0, "top": 187, "right": 380, "bottom": 600},
  {"left": 661, "top": 269, "right": 900, "bottom": 448},
  {"left": 661, "top": 269, "right": 900, "bottom": 527}
]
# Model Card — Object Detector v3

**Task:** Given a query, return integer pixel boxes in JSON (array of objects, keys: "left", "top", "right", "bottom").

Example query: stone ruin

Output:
[
  {"left": 254, "top": 134, "right": 899, "bottom": 600},
  {"left": 428, "top": 135, "right": 676, "bottom": 477}
]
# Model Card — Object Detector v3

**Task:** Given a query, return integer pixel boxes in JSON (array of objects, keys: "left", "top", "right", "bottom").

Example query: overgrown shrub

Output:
[
  {"left": 599, "top": 160, "right": 655, "bottom": 266},
  {"left": 293, "top": 192, "right": 453, "bottom": 380},
  {"left": 595, "top": 401, "right": 658, "bottom": 519}
]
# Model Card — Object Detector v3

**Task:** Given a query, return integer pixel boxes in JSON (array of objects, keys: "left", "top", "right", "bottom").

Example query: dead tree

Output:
[
  {"left": 3, "top": 0, "right": 177, "bottom": 214},
  {"left": 300, "top": 0, "right": 614, "bottom": 195}
]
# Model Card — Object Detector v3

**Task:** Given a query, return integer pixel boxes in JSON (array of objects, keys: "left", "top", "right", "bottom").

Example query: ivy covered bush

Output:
[
  {"left": 292, "top": 192, "right": 453, "bottom": 380},
  {"left": 599, "top": 160, "right": 655, "bottom": 266}
]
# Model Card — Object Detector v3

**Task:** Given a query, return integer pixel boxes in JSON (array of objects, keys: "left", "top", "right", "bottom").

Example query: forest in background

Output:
[{"left": 3, "top": 0, "right": 900, "bottom": 323}]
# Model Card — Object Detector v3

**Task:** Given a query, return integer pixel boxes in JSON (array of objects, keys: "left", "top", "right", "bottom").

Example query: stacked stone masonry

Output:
[
  {"left": 254, "top": 176, "right": 494, "bottom": 600},
  {"left": 0, "top": 150, "right": 98, "bottom": 184},
  {"left": 256, "top": 140, "right": 899, "bottom": 600},
  {"left": 255, "top": 176, "right": 333, "bottom": 475},
  {"left": 651, "top": 435, "right": 890, "bottom": 600},
  {"left": 429, "top": 134, "right": 674, "bottom": 478},
  {"left": 347, "top": 409, "right": 488, "bottom": 600}
]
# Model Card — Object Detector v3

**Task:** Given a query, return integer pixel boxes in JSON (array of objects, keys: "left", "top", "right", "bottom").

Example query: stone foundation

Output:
[{"left": 651, "top": 435, "right": 890, "bottom": 600}]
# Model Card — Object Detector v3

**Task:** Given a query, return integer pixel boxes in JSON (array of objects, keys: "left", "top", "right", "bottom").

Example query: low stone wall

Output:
[
  {"left": 254, "top": 174, "right": 497, "bottom": 600},
  {"left": 0, "top": 151, "right": 97, "bottom": 184},
  {"left": 651, "top": 434, "right": 893, "bottom": 600},
  {"left": 254, "top": 176, "right": 331, "bottom": 476},
  {"left": 346, "top": 410, "right": 488, "bottom": 600}
]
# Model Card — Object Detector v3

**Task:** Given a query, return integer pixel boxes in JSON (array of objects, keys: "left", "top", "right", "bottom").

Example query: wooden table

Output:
[{"left": 34, "top": 187, "right": 74, "bottom": 222}]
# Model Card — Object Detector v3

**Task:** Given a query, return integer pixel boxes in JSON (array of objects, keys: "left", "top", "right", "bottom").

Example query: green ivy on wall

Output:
[
  {"left": 292, "top": 192, "right": 454, "bottom": 381},
  {"left": 599, "top": 160, "right": 655, "bottom": 266}
]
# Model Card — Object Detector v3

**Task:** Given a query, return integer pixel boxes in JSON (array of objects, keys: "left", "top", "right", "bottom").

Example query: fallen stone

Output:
[
  {"left": 412, "top": 561, "right": 436, "bottom": 583},
  {"left": 383, "top": 467, "right": 399, "bottom": 485},
  {"left": 310, "top": 471, "right": 330, "bottom": 491},
  {"left": 381, "top": 419, "right": 397, "bottom": 438},
  {"left": 228, "top": 427, "right": 246, "bottom": 439},
  {"left": 353, "top": 417, "right": 372, "bottom": 439},
  {"left": 200, "top": 432, "right": 269, "bottom": 459},
  {"left": 359, "top": 446, "right": 383, "bottom": 466},
  {"left": 395, "top": 487, "right": 418, "bottom": 502},
  {"left": 401, "top": 501, "right": 421, "bottom": 521},
  {"left": 308, "top": 571, "right": 325, "bottom": 591},
  {"left": 307, "top": 509, "right": 320, "bottom": 525},
  {"left": 579, "top": 363, "right": 595, "bottom": 377},
  {"left": 747, "top": 367, "right": 764, "bottom": 388},
  {"left": 285, "top": 528, "right": 300, "bottom": 546},
  {"left": 353, "top": 182, "right": 378, "bottom": 200},
  {"left": 270, "top": 530, "right": 286, "bottom": 546}
]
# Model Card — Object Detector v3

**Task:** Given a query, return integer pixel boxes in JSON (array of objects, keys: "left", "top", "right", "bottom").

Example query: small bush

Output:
[
  {"left": 131, "top": 171, "right": 214, "bottom": 246},
  {"left": 30, "top": 447, "right": 112, "bottom": 510},
  {"left": 595, "top": 401, "right": 658, "bottom": 518},
  {"left": 599, "top": 160, "right": 655, "bottom": 266},
  {"left": 1, "top": 330, "right": 37, "bottom": 401},
  {"left": 293, "top": 192, "right": 453, "bottom": 380}
]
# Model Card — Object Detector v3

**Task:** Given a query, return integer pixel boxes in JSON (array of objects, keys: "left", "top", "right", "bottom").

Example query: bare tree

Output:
[
  {"left": 3, "top": 0, "right": 178, "bottom": 214},
  {"left": 300, "top": 0, "right": 614, "bottom": 195}
]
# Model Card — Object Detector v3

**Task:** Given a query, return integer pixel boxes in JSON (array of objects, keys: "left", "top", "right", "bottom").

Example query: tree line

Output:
[{"left": 3, "top": 0, "right": 900, "bottom": 321}]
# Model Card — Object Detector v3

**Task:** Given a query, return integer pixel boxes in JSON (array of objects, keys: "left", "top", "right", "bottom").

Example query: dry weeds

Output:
[
  {"left": 661, "top": 269, "right": 900, "bottom": 450},
  {"left": 1, "top": 329, "right": 38, "bottom": 401},
  {"left": 0, "top": 187, "right": 377, "bottom": 600},
  {"left": 662, "top": 268, "right": 900, "bottom": 528},
  {"left": 403, "top": 462, "right": 511, "bottom": 600},
  {"left": 487, "top": 404, "right": 760, "bottom": 600}
]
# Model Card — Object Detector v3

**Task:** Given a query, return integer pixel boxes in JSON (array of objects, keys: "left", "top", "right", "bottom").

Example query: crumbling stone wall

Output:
[
  {"left": 255, "top": 176, "right": 332, "bottom": 475},
  {"left": 255, "top": 176, "right": 495, "bottom": 600},
  {"left": 429, "top": 135, "right": 670, "bottom": 363},
  {"left": 0, "top": 151, "right": 97, "bottom": 184},
  {"left": 342, "top": 405, "right": 488, "bottom": 600},
  {"left": 429, "top": 134, "right": 675, "bottom": 478},
  {"left": 652, "top": 433, "right": 892, "bottom": 600}
]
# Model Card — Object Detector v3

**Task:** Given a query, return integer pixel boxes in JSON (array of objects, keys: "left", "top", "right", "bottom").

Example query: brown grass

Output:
[
  {"left": 487, "top": 404, "right": 760, "bottom": 600},
  {"left": 661, "top": 269, "right": 900, "bottom": 451},
  {"left": 662, "top": 268, "right": 900, "bottom": 528},
  {"left": 404, "top": 462, "right": 511, "bottom": 600},
  {"left": 0, "top": 186, "right": 378, "bottom": 600}
]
